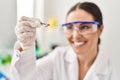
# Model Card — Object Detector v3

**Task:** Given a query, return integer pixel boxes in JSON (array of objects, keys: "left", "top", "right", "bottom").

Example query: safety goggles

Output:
[{"left": 62, "top": 21, "right": 100, "bottom": 35}]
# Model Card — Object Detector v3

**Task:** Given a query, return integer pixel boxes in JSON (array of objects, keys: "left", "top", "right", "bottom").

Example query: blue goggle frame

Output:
[{"left": 62, "top": 21, "right": 100, "bottom": 27}]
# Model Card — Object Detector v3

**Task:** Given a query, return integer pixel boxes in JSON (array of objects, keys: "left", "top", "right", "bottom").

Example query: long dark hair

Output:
[{"left": 66, "top": 2, "right": 103, "bottom": 45}]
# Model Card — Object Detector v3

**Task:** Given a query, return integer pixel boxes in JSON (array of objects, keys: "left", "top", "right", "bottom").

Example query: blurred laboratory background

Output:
[{"left": 0, "top": 0, "right": 120, "bottom": 79}]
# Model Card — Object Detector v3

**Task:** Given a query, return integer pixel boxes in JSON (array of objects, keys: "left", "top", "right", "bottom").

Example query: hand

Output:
[{"left": 15, "top": 16, "right": 41, "bottom": 51}]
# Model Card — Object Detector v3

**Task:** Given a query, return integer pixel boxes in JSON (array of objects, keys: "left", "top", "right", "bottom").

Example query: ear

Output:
[{"left": 98, "top": 25, "right": 104, "bottom": 36}]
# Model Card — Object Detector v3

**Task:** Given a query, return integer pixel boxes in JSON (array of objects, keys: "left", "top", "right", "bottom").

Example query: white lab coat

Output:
[{"left": 11, "top": 42, "right": 119, "bottom": 80}]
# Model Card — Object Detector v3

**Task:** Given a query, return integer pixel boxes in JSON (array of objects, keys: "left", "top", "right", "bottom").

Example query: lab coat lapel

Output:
[
  {"left": 94, "top": 52, "right": 109, "bottom": 80},
  {"left": 84, "top": 51, "right": 109, "bottom": 80},
  {"left": 65, "top": 48, "right": 78, "bottom": 80},
  {"left": 64, "top": 47, "right": 109, "bottom": 80}
]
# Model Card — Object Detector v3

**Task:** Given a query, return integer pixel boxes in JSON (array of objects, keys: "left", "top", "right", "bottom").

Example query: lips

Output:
[{"left": 73, "top": 41, "right": 86, "bottom": 48}]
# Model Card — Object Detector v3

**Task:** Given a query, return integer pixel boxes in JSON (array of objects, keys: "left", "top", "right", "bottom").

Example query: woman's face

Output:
[{"left": 65, "top": 9, "right": 103, "bottom": 55}]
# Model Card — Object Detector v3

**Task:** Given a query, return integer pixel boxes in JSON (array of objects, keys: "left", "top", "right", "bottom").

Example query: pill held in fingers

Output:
[
  {"left": 22, "top": 16, "right": 57, "bottom": 29},
  {"left": 32, "top": 20, "right": 50, "bottom": 28},
  {"left": 40, "top": 22, "right": 50, "bottom": 27}
]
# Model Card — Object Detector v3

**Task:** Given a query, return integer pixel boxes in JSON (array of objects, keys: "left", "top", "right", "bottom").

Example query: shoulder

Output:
[
  {"left": 93, "top": 52, "right": 111, "bottom": 73},
  {"left": 94, "top": 51, "right": 118, "bottom": 76}
]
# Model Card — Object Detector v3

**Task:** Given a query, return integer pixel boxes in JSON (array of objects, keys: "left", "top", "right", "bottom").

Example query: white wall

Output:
[
  {"left": 94, "top": 0, "right": 120, "bottom": 75},
  {"left": 17, "top": 0, "right": 34, "bottom": 19},
  {"left": 0, "top": 0, "right": 17, "bottom": 49},
  {"left": 35, "top": 0, "right": 120, "bottom": 75}
]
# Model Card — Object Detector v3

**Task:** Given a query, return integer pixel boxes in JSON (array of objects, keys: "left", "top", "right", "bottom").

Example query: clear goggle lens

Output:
[{"left": 62, "top": 21, "right": 100, "bottom": 35}]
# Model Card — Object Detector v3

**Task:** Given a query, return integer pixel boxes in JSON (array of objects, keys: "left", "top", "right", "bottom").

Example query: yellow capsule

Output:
[{"left": 49, "top": 17, "right": 57, "bottom": 29}]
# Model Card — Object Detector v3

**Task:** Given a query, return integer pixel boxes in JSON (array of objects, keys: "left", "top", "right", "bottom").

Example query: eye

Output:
[
  {"left": 79, "top": 24, "right": 91, "bottom": 30},
  {"left": 66, "top": 24, "right": 73, "bottom": 30},
  {"left": 80, "top": 25, "right": 90, "bottom": 30}
]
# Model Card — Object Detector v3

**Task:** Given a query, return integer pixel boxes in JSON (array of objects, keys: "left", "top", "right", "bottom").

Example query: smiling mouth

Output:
[{"left": 73, "top": 41, "right": 86, "bottom": 48}]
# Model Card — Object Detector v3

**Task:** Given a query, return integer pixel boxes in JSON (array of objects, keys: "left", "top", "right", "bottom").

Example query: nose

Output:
[
  {"left": 72, "top": 27, "right": 82, "bottom": 39},
  {"left": 74, "top": 27, "right": 79, "bottom": 32}
]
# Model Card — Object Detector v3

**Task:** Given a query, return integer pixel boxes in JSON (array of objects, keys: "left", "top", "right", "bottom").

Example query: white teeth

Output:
[{"left": 74, "top": 42, "right": 85, "bottom": 46}]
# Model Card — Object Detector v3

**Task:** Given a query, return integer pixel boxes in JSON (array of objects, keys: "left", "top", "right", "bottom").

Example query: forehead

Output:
[{"left": 66, "top": 9, "right": 94, "bottom": 22}]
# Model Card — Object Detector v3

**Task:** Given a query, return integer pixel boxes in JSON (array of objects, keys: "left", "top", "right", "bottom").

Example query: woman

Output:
[{"left": 11, "top": 2, "right": 118, "bottom": 80}]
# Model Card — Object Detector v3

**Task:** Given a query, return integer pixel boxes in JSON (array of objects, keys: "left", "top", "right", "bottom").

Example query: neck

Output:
[{"left": 77, "top": 50, "right": 98, "bottom": 67}]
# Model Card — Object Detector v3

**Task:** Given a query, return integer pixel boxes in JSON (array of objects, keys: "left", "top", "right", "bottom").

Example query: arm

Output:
[
  {"left": 11, "top": 16, "right": 53, "bottom": 80},
  {"left": 11, "top": 41, "right": 53, "bottom": 80},
  {"left": 11, "top": 42, "right": 36, "bottom": 80}
]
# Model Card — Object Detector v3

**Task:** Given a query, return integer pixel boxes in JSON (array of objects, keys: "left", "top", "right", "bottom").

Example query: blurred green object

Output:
[
  {"left": 35, "top": 41, "right": 42, "bottom": 59},
  {"left": 0, "top": 50, "right": 11, "bottom": 65}
]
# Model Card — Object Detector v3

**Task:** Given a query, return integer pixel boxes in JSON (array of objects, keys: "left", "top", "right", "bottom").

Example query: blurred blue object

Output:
[{"left": 0, "top": 72, "right": 9, "bottom": 80}]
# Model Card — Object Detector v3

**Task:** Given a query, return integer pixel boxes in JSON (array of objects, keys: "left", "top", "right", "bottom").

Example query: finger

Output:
[
  {"left": 19, "top": 17, "right": 41, "bottom": 28},
  {"left": 17, "top": 30, "right": 36, "bottom": 42},
  {"left": 19, "top": 27, "right": 35, "bottom": 33},
  {"left": 19, "top": 16, "right": 33, "bottom": 22},
  {"left": 15, "top": 25, "right": 36, "bottom": 35},
  {"left": 20, "top": 16, "right": 40, "bottom": 22},
  {"left": 18, "top": 31, "right": 35, "bottom": 38},
  {"left": 19, "top": 21, "right": 35, "bottom": 27}
]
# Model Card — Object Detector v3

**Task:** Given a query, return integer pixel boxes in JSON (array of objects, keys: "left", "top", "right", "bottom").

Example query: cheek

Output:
[
  {"left": 88, "top": 33, "right": 99, "bottom": 47},
  {"left": 65, "top": 34, "right": 72, "bottom": 42}
]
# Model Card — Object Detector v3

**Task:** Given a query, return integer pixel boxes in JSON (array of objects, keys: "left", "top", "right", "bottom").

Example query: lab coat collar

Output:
[
  {"left": 64, "top": 47, "right": 78, "bottom": 80},
  {"left": 84, "top": 49, "right": 110, "bottom": 80},
  {"left": 93, "top": 50, "right": 110, "bottom": 74},
  {"left": 64, "top": 47, "right": 110, "bottom": 80},
  {"left": 64, "top": 47, "right": 77, "bottom": 63}
]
